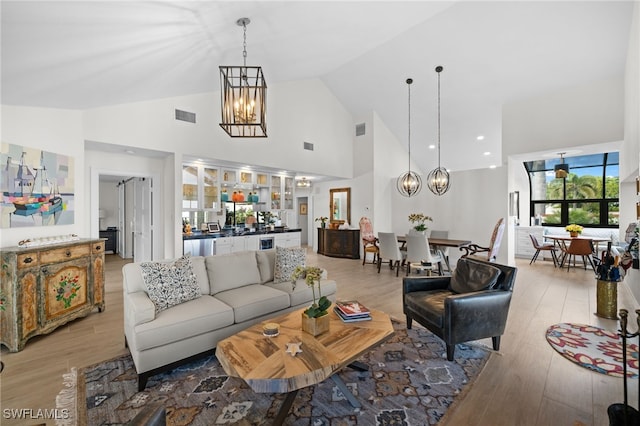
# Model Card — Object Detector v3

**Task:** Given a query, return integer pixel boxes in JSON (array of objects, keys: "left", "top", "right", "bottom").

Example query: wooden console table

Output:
[
  {"left": 317, "top": 228, "right": 360, "bottom": 259},
  {"left": 0, "top": 238, "right": 106, "bottom": 352}
]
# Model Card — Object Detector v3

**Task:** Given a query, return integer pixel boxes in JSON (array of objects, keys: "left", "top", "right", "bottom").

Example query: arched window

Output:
[{"left": 524, "top": 152, "right": 619, "bottom": 228}]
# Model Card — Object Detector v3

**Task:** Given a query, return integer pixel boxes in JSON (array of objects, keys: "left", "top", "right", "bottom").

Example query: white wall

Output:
[
  {"left": 83, "top": 78, "right": 354, "bottom": 180},
  {"left": 503, "top": 78, "right": 624, "bottom": 157},
  {"left": 1, "top": 106, "right": 84, "bottom": 247},
  {"left": 622, "top": 3, "right": 640, "bottom": 303}
]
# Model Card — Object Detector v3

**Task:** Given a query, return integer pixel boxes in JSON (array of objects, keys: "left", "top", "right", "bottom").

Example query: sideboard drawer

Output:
[
  {"left": 40, "top": 244, "right": 90, "bottom": 265},
  {"left": 17, "top": 252, "right": 39, "bottom": 269}
]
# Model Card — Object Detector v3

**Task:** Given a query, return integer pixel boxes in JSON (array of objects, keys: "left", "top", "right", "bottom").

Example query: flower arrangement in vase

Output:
[
  {"left": 291, "top": 265, "right": 331, "bottom": 335},
  {"left": 408, "top": 213, "right": 433, "bottom": 233},
  {"left": 315, "top": 217, "right": 329, "bottom": 228},
  {"left": 565, "top": 224, "right": 583, "bottom": 237}
]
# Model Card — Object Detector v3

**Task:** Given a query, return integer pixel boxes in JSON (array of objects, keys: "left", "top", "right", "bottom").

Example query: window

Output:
[{"left": 524, "top": 152, "right": 619, "bottom": 228}]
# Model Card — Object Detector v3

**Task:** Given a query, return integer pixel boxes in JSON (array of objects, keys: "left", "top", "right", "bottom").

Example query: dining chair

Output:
[
  {"left": 359, "top": 217, "right": 379, "bottom": 266},
  {"left": 430, "top": 229, "right": 451, "bottom": 272},
  {"left": 460, "top": 218, "right": 505, "bottom": 262},
  {"left": 529, "top": 234, "right": 558, "bottom": 266},
  {"left": 405, "top": 235, "right": 443, "bottom": 276},
  {"left": 377, "top": 232, "right": 405, "bottom": 277},
  {"left": 561, "top": 238, "right": 596, "bottom": 271}
]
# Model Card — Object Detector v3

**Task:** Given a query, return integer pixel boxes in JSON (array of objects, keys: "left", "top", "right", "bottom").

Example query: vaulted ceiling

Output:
[{"left": 1, "top": 1, "right": 634, "bottom": 174}]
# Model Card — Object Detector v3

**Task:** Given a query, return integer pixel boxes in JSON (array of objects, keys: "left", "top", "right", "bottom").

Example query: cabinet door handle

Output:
[
  {"left": 23, "top": 257, "right": 33, "bottom": 264},
  {"left": 41, "top": 267, "right": 49, "bottom": 275},
  {"left": 95, "top": 245, "right": 102, "bottom": 251},
  {"left": 65, "top": 250, "right": 72, "bottom": 257}
]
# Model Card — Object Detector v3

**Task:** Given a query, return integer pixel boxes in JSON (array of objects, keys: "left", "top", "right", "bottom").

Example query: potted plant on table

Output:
[
  {"left": 291, "top": 265, "right": 331, "bottom": 336},
  {"left": 565, "top": 224, "right": 583, "bottom": 238},
  {"left": 315, "top": 216, "right": 329, "bottom": 229},
  {"left": 408, "top": 213, "right": 433, "bottom": 235}
]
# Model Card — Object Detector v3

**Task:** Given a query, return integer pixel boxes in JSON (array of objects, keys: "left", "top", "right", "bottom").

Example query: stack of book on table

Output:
[{"left": 334, "top": 300, "right": 371, "bottom": 322}]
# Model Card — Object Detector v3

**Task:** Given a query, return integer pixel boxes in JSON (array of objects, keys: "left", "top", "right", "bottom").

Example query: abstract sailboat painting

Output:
[{"left": 1, "top": 143, "right": 74, "bottom": 228}]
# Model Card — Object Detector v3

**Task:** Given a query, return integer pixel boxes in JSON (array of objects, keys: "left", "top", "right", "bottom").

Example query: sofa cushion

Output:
[
  {"left": 135, "top": 296, "right": 234, "bottom": 351},
  {"left": 206, "top": 251, "right": 261, "bottom": 295},
  {"left": 214, "top": 284, "right": 291, "bottom": 323},
  {"left": 256, "top": 249, "right": 276, "bottom": 284},
  {"left": 273, "top": 246, "right": 306, "bottom": 284},
  {"left": 140, "top": 256, "right": 202, "bottom": 313},
  {"left": 190, "top": 256, "right": 210, "bottom": 294},
  {"left": 267, "top": 278, "right": 337, "bottom": 307},
  {"left": 449, "top": 259, "right": 501, "bottom": 294},
  {"left": 404, "top": 290, "right": 452, "bottom": 329}
]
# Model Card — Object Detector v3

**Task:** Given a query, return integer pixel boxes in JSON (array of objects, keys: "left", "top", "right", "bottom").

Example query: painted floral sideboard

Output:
[{"left": 0, "top": 238, "right": 105, "bottom": 352}]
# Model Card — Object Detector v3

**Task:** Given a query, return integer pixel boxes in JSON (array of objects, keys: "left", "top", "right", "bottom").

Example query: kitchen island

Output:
[{"left": 183, "top": 228, "right": 301, "bottom": 256}]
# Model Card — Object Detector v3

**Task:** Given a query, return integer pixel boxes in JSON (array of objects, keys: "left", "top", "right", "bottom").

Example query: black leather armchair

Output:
[{"left": 403, "top": 257, "right": 517, "bottom": 361}]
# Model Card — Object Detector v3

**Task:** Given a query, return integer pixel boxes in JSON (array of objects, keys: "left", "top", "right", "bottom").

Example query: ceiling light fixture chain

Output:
[
  {"left": 426, "top": 65, "right": 451, "bottom": 196},
  {"left": 396, "top": 77, "right": 422, "bottom": 197},
  {"left": 240, "top": 17, "right": 248, "bottom": 67}
]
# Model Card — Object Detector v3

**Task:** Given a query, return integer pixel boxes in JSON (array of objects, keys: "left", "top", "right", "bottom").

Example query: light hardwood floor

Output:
[{"left": 1, "top": 250, "right": 638, "bottom": 425}]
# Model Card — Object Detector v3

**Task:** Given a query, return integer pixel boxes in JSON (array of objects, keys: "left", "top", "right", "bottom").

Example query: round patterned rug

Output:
[{"left": 546, "top": 323, "right": 639, "bottom": 378}]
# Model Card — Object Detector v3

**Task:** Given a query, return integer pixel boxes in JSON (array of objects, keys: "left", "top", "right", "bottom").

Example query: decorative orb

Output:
[
  {"left": 426, "top": 167, "right": 450, "bottom": 195},
  {"left": 396, "top": 171, "right": 422, "bottom": 197}
]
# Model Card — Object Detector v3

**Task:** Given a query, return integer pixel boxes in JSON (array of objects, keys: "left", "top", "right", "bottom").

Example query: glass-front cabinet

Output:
[
  {"left": 182, "top": 165, "right": 199, "bottom": 209},
  {"left": 182, "top": 163, "right": 296, "bottom": 232},
  {"left": 284, "top": 177, "right": 294, "bottom": 210},
  {"left": 182, "top": 165, "right": 221, "bottom": 230},
  {"left": 271, "top": 175, "right": 282, "bottom": 210}
]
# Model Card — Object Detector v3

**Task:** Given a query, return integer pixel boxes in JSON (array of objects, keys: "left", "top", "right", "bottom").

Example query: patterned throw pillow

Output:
[
  {"left": 140, "top": 255, "right": 201, "bottom": 313},
  {"left": 273, "top": 246, "right": 306, "bottom": 284}
]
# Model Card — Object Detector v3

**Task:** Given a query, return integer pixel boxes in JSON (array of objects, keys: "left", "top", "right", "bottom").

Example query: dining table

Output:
[
  {"left": 544, "top": 235, "right": 612, "bottom": 268},
  {"left": 397, "top": 235, "right": 472, "bottom": 272}
]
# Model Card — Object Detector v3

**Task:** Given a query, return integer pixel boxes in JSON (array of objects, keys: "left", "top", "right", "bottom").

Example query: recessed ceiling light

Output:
[
  {"left": 125, "top": 149, "right": 135, "bottom": 155},
  {"left": 489, "top": 165, "right": 497, "bottom": 169},
  {"left": 483, "top": 151, "right": 491, "bottom": 156},
  {"left": 428, "top": 144, "right": 436, "bottom": 149},
  {"left": 477, "top": 135, "right": 485, "bottom": 141}
]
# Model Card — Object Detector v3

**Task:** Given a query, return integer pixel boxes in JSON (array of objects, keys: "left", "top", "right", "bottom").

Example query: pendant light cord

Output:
[
  {"left": 437, "top": 67, "right": 442, "bottom": 169},
  {"left": 407, "top": 78, "right": 412, "bottom": 173}
]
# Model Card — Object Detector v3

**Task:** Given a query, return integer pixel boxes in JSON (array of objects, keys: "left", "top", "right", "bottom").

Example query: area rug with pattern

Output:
[
  {"left": 59, "top": 321, "right": 490, "bottom": 425},
  {"left": 545, "top": 322, "right": 639, "bottom": 378}
]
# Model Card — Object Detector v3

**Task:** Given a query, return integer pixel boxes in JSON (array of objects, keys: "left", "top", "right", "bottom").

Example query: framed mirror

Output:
[{"left": 330, "top": 187, "right": 351, "bottom": 225}]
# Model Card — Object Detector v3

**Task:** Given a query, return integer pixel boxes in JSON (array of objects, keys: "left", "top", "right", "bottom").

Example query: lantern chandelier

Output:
[
  {"left": 554, "top": 152, "right": 569, "bottom": 178},
  {"left": 396, "top": 78, "right": 423, "bottom": 197},
  {"left": 426, "top": 65, "right": 451, "bottom": 196},
  {"left": 219, "top": 18, "right": 267, "bottom": 138}
]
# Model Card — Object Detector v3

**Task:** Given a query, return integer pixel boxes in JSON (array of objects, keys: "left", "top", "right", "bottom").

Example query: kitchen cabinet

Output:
[
  {"left": 275, "top": 232, "right": 301, "bottom": 248},
  {"left": 214, "top": 237, "right": 232, "bottom": 255},
  {"left": 0, "top": 238, "right": 106, "bottom": 352},
  {"left": 515, "top": 226, "right": 548, "bottom": 259},
  {"left": 99, "top": 229, "right": 118, "bottom": 254}
]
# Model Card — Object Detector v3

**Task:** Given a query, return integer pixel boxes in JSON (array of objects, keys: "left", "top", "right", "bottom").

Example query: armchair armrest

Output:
[
  {"left": 444, "top": 290, "right": 513, "bottom": 340},
  {"left": 403, "top": 276, "right": 450, "bottom": 294},
  {"left": 125, "top": 291, "right": 156, "bottom": 327}
]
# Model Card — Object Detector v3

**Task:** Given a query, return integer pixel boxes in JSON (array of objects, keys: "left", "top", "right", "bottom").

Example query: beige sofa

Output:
[{"left": 122, "top": 249, "right": 337, "bottom": 390}]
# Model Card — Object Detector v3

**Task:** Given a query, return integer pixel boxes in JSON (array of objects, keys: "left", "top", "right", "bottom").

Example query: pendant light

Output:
[
  {"left": 427, "top": 65, "right": 451, "bottom": 195},
  {"left": 396, "top": 78, "right": 422, "bottom": 197},
  {"left": 554, "top": 152, "right": 569, "bottom": 178},
  {"left": 219, "top": 18, "right": 267, "bottom": 138}
]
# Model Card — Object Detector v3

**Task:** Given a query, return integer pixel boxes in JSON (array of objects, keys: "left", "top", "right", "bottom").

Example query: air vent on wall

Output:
[
  {"left": 175, "top": 109, "right": 196, "bottom": 123},
  {"left": 303, "top": 142, "right": 314, "bottom": 151},
  {"left": 355, "top": 123, "right": 366, "bottom": 136}
]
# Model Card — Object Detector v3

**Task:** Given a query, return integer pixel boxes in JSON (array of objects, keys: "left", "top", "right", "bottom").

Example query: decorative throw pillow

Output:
[
  {"left": 273, "top": 246, "right": 306, "bottom": 284},
  {"left": 140, "top": 255, "right": 201, "bottom": 313},
  {"left": 449, "top": 258, "right": 501, "bottom": 294}
]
